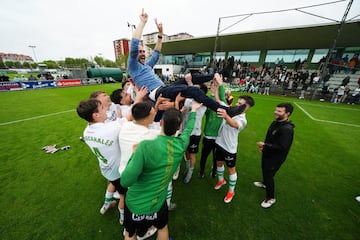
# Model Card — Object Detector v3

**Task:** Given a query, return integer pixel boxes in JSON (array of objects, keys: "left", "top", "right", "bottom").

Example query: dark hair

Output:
[
  {"left": 239, "top": 95, "right": 255, "bottom": 107},
  {"left": 89, "top": 90, "right": 105, "bottom": 99},
  {"left": 110, "top": 88, "right": 123, "bottom": 104},
  {"left": 76, "top": 99, "right": 100, "bottom": 122},
  {"left": 131, "top": 101, "right": 154, "bottom": 121},
  {"left": 277, "top": 102, "right": 294, "bottom": 115},
  {"left": 162, "top": 108, "right": 182, "bottom": 136}
]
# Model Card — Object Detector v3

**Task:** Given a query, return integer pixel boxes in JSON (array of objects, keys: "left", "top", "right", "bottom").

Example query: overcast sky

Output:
[{"left": 0, "top": 0, "right": 359, "bottom": 61}]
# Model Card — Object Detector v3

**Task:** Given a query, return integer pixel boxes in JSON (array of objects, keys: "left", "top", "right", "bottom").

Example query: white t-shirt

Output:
[
  {"left": 215, "top": 113, "right": 247, "bottom": 154},
  {"left": 181, "top": 98, "right": 207, "bottom": 136},
  {"left": 118, "top": 122, "right": 160, "bottom": 176},
  {"left": 83, "top": 118, "right": 127, "bottom": 181}
]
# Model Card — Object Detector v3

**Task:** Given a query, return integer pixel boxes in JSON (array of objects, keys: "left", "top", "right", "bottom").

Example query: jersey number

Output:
[{"left": 93, "top": 147, "right": 108, "bottom": 164}]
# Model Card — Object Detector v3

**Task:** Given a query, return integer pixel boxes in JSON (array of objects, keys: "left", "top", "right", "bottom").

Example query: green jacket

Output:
[{"left": 121, "top": 112, "right": 196, "bottom": 214}]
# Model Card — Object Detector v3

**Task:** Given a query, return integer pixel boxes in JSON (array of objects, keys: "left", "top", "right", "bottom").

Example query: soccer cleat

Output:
[
  {"left": 224, "top": 191, "right": 235, "bottom": 203},
  {"left": 261, "top": 198, "right": 276, "bottom": 208},
  {"left": 214, "top": 179, "right": 226, "bottom": 190},
  {"left": 356, "top": 196, "right": 360, "bottom": 202},
  {"left": 137, "top": 226, "right": 157, "bottom": 240},
  {"left": 253, "top": 181, "right": 266, "bottom": 189},
  {"left": 226, "top": 104, "right": 246, "bottom": 117},
  {"left": 183, "top": 172, "right": 192, "bottom": 184},
  {"left": 198, "top": 171, "right": 205, "bottom": 178},
  {"left": 100, "top": 200, "right": 117, "bottom": 214}
]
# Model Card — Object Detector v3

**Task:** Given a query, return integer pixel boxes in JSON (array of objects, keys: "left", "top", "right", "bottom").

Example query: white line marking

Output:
[
  {"left": 0, "top": 109, "right": 75, "bottom": 126},
  {"left": 293, "top": 101, "right": 360, "bottom": 111},
  {"left": 294, "top": 102, "right": 360, "bottom": 128}
]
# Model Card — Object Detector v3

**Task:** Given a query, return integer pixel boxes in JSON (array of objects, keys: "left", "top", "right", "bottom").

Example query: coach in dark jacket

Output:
[{"left": 254, "top": 103, "right": 295, "bottom": 208}]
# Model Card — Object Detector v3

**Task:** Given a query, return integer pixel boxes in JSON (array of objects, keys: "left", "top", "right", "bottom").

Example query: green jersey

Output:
[
  {"left": 203, "top": 85, "right": 226, "bottom": 138},
  {"left": 121, "top": 112, "right": 196, "bottom": 214}
]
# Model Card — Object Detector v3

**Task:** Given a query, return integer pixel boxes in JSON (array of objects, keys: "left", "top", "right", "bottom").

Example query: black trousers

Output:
[
  {"left": 261, "top": 158, "right": 284, "bottom": 199},
  {"left": 199, "top": 137, "right": 217, "bottom": 175}
]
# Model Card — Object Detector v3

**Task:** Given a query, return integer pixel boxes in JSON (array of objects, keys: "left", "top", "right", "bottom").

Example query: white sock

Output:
[
  {"left": 217, "top": 165, "right": 225, "bottom": 182},
  {"left": 228, "top": 172, "right": 237, "bottom": 192},
  {"left": 105, "top": 191, "right": 114, "bottom": 202}
]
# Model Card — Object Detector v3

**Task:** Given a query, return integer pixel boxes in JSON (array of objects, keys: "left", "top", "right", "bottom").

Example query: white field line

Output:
[
  {"left": 294, "top": 102, "right": 360, "bottom": 128},
  {"left": 293, "top": 101, "right": 360, "bottom": 112},
  {"left": 0, "top": 109, "right": 75, "bottom": 126}
]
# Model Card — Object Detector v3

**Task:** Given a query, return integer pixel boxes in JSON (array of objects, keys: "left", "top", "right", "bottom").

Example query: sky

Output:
[{"left": 0, "top": 0, "right": 359, "bottom": 62}]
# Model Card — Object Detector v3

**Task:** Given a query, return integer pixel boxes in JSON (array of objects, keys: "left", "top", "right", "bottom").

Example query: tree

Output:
[
  {"left": 40, "top": 60, "right": 59, "bottom": 69},
  {"left": 5, "top": 61, "right": 14, "bottom": 68},
  {"left": 22, "top": 62, "right": 31, "bottom": 68}
]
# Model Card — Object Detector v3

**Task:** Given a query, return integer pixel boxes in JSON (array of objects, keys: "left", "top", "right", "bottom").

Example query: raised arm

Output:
[
  {"left": 133, "top": 9, "right": 148, "bottom": 40},
  {"left": 154, "top": 18, "right": 163, "bottom": 52}
]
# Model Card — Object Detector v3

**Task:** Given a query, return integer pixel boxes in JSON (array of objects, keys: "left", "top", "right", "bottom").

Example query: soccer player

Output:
[
  {"left": 76, "top": 99, "right": 127, "bottom": 222},
  {"left": 214, "top": 96, "right": 255, "bottom": 203},
  {"left": 121, "top": 101, "right": 202, "bottom": 240}
]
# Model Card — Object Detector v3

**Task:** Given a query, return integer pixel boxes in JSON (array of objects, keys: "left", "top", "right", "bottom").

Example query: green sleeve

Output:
[
  {"left": 120, "top": 143, "right": 145, "bottom": 188},
  {"left": 179, "top": 112, "right": 196, "bottom": 145},
  {"left": 219, "top": 85, "right": 226, "bottom": 103}
]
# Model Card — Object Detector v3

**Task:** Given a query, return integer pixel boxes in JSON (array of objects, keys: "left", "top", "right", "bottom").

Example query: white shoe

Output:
[
  {"left": 183, "top": 172, "right": 192, "bottom": 184},
  {"left": 356, "top": 196, "right": 360, "bottom": 202},
  {"left": 113, "top": 191, "right": 120, "bottom": 199},
  {"left": 253, "top": 181, "right": 266, "bottom": 188},
  {"left": 261, "top": 198, "right": 276, "bottom": 208},
  {"left": 137, "top": 226, "right": 157, "bottom": 240},
  {"left": 100, "top": 200, "right": 117, "bottom": 214}
]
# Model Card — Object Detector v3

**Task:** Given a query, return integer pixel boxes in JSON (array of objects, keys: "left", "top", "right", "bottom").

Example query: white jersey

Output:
[
  {"left": 83, "top": 118, "right": 127, "bottom": 181},
  {"left": 106, "top": 103, "right": 119, "bottom": 122},
  {"left": 215, "top": 113, "right": 247, "bottom": 154},
  {"left": 118, "top": 122, "right": 160, "bottom": 176},
  {"left": 181, "top": 98, "right": 207, "bottom": 136}
]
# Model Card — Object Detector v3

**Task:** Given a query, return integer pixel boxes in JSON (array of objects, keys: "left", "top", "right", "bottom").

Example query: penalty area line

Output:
[
  {"left": 0, "top": 109, "right": 75, "bottom": 126},
  {"left": 294, "top": 102, "right": 360, "bottom": 128}
]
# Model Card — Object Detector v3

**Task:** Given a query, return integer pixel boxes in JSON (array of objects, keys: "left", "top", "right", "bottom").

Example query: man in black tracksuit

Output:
[{"left": 255, "top": 103, "right": 295, "bottom": 208}]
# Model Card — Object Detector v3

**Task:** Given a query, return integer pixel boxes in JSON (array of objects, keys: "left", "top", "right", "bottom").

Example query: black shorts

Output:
[
  {"left": 214, "top": 144, "right": 237, "bottom": 168},
  {"left": 110, "top": 178, "right": 127, "bottom": 195},
  {"left": 187, "top": 135, "right": 201, "bottom": 153},
  {"left": 124, "top": 201, "right": 168, "bottom": 238}
]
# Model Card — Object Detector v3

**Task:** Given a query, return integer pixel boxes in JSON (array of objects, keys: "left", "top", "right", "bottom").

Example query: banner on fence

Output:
[
  {"left": 56, "top": 79, "right": 82, "bottom": 87},
  {"left": 0, "top": 81, "right": 22, "bottom": 91},
  {"left": 21, "top": 81, "right": 57, "bottom": 90}
]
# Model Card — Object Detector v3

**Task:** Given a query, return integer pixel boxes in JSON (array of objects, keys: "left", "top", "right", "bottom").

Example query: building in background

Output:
[
  {"left": 113, "top": 38, "right": 130, "bottom": 60},
  {"left": 0, "top": 52, "right": 34, "bottom": 63}
]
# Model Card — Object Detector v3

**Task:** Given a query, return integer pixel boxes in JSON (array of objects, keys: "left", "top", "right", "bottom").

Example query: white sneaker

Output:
[
  {"left": 261, "top": 198, "right": 276, "bottom": 208},
  {"left": 183, "top": 172, "right": 192, "bottom": 184},
  {"left": 137, "top": 226, "right": 157, "bottom": 240},
  {"left": 253, "top": 181, "right": 266, "bottom": 189},
  {"left": 356, "top": 196, "right": 360, "bottom": 202},
  {"left": 100, "top": 200, "right": 117, "bottom": 214},
  {"left": 113, "top": 191, "right": 120, "bottom": 199}
]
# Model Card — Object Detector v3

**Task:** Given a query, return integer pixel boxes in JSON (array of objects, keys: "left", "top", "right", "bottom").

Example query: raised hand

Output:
[
  {"left": 154, "top": 18, "right": 163, "bottom": 34},
  {"left": 139, "top": 8, "right": 148, "bottom": 23}
]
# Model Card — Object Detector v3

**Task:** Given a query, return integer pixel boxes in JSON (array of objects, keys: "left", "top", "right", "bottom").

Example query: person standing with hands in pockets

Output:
[{"left": 254, "top": 103, "right": 295, "bottom": 208}]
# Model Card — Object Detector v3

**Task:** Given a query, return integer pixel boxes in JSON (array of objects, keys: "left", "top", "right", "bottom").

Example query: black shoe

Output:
[
  {"left": 226, "top": 104, "right": 246, "bottom": 117},
  {"left": 198, "top": 171, "right": 205, "bottom": 178}
]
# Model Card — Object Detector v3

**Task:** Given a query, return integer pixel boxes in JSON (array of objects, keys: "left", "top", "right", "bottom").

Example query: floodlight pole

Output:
[
  {"left": 212, "top": 18, "right": 221, "bottom": 62},
  {"left": 28, "top": 45, "right": 38, "bottom": 63},
  {"left": 312, "top": 0, "right": 354, "bottom": 100}
]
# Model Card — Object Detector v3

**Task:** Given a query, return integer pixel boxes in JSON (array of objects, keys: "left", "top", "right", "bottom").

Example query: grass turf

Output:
[{"left": 0, "top": 84, "right": 359, "bottom": 240}]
